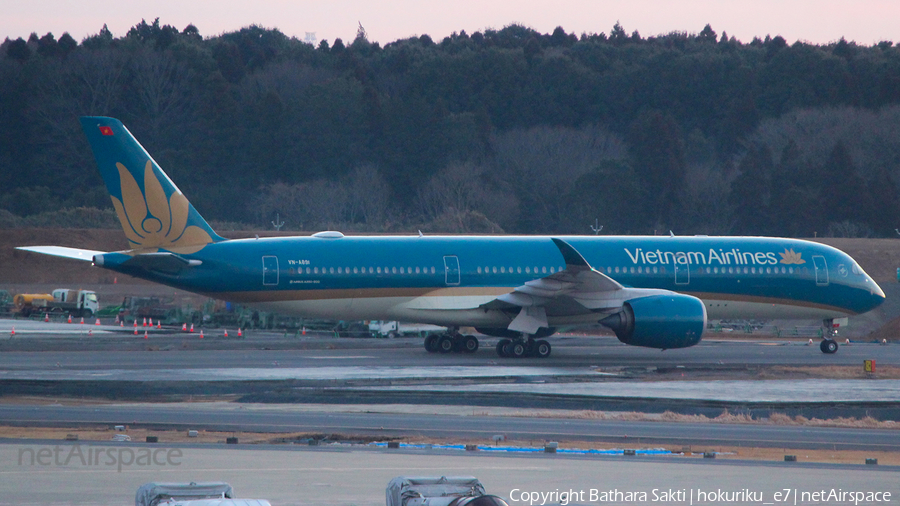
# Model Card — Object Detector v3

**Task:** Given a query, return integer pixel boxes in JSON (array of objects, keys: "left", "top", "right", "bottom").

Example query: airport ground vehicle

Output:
[
  {"left": 369, "top": 320, "right": 446, "bottom": 338},
  {"left": 136, "top": 481, "right": 270, "bottom": 506},
  {"left": 13, "top": 288, "right": 99, "bottom": 318},
  {"left": 387, "top": 476, "right": 508, "bottom": 506}
]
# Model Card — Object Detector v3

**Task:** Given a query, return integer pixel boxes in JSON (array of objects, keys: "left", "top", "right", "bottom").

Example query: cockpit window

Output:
[{"left": 851, "top": 263, "right": 865, "bottom": 276}]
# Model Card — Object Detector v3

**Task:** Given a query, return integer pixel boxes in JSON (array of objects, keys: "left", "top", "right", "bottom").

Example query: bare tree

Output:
[
  {"left": 493, "top": 124, "right": 626, "bottom": 232},
  {"left": 415, "top": 162, "right": 514, "bottom": 232},
  {"left": 126, "top": 47, "right": 194, "bottom": 144},
  {"left": 345, "top": 164, "right": 391, "bottom": 228}
]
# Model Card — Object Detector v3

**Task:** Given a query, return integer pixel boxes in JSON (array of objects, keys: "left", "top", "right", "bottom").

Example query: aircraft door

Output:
[
  {"left": 813, "top": 255, "right": 828, "bottom": 286},
  {"left": 444, "top": 255, "right": 460, "bottom": 285},
  {"left": 674, "top": 253, "right": 690, "bottom": 285},
  {"left": 262, "top": 255, "right": 279, "bottom": 286}
]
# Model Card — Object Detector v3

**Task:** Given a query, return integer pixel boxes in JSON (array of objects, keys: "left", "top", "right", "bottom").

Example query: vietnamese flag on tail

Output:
[{"left": 99, "top": 126, "right": 113, "bottom": 136}]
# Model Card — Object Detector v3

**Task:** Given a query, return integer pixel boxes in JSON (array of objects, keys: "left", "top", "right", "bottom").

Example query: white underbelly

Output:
[{"left": 702, "top": 299, "right": 848, "bottom": 320}]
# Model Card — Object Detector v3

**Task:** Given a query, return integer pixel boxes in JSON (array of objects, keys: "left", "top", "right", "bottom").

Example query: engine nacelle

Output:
[{"left": 600, "top": 293, "right": 706, "bottom": 349}]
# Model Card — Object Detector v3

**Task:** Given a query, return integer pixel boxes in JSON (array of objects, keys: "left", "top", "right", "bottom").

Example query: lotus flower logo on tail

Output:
[
  {"left": 779, "top": 248, "right": 806, "bottom": 265},
  {"left": 111, "top": 160, "right": 213, "bottom": 253}
]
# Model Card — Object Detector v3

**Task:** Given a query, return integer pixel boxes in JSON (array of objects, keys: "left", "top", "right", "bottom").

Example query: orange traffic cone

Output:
[
  {"left": 67, "top": 315, "right": 72, "bottom": 324},
  {"left": 199, "top": 330, "right": 204, "bottom": 339},
  {"left": 44, "top": 313, "right": 49, "bottom": 322},
  {"left": 302, "top": 326, "right": 306, "bottom": 335},
  {"left": 95, "top": 319, "right": 101, "bottom": 326},
  {"left": 143, "top": 331, "right": 148, "bottom": 339},
  {"left": 190, "top": 324, "right": 194, "bottom": 333},
  {"left": 237, "top": 328, "right": 243, "bottom": 337},
  {"left": 10, "top": 327, "right": 15, "bottom": 336},
  {"left": 133, "top": 320, "right": 137, "bottom": 328},
  {"left": 88, "top": 329, "right": 92, "bottom": 336},
  {"left": 224, "top": 329, "right": 228, "bottom": 337},
  {"left": 181, "top": 323, "right": 187, "bottom": 331},
  {"left": 80, "top": 317, "right": 84, "bottom": 324},
  {"left": 120, "top": 321, "right": 124, "bottom": 328},
  {"left": 133, "top": 327, "right": 138, "bottom": 335},
  {"left": 143, "top": 318, "right": 147, "bottom": 327},
  {"left": 157, "top": 321, "right": 161, "bottom": 329}
]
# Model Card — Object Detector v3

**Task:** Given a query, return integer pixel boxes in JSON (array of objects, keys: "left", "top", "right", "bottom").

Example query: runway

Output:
[{"left": 0, "top": 403, "right": 898, "bottom": 451}]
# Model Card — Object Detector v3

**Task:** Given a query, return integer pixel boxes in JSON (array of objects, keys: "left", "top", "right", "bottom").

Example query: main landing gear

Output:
[
  {"left": 424, "top": 330, "right": 479, "bottom": 354},
  {"left": 495, "top": 336, "right": 552, "bottom": 359}
]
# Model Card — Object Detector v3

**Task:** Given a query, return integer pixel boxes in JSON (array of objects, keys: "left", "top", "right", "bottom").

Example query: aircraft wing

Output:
[
  {"left": 15, "top": 246, "right": 105, "bottom": 262},
  {"left": 480, "top": 238, "right": 662, "bottom": 334}
]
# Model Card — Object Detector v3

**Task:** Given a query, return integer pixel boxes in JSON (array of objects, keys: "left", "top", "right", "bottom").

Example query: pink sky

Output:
[{"left": 4, "top": 0, "right": 898, "bottom": 46}]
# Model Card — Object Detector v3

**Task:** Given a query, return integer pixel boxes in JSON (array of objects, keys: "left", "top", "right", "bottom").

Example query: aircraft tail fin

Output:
[{"left": 79, "top": 116, "right": 224, "bottom": 253}]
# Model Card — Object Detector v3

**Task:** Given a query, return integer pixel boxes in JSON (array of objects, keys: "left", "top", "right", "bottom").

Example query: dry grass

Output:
[
  {"left": 764, "top": 365, "right": 900, "bottom": 379},
  {"left": 504, "top": 408, "right": 900, "bottom": 429}
]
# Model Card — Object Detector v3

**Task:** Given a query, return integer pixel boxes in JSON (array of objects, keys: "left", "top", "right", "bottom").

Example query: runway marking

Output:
[
  {"left": 303, "top": 356, "right": 375, "bottom": 359},
  {"left": 3, "top": 418, "right": 896, "bottom": 449}
]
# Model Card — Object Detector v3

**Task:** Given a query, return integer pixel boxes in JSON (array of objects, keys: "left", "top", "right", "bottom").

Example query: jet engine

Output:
[{"left": 599, "top": 293, "right": 706, "bottom": 349}]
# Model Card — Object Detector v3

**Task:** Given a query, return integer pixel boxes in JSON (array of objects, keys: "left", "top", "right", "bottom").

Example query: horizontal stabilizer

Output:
[{"left": 16, "top": 246, "right": 106, "bottom": 262}]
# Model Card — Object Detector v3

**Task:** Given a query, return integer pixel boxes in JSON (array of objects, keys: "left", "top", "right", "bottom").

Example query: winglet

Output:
[{"left": 551, "top": 238, "right": 591, "bottom": 268}]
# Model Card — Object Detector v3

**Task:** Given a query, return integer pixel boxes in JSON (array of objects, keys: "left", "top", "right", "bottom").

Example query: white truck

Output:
[
  {"left": 368, "top": 320, "right": 446, "bottom": 338},
  {"left": 14, "top": 288, "right": 99, "bottom": 318}
]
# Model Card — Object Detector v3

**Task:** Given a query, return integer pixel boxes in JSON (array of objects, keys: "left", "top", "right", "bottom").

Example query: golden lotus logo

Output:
[
  {"left": 779, "top": 248, "right": 805, "bottom": 265},
  {"left": 112, "top": 161, "right": 212, "bottom": 254}
]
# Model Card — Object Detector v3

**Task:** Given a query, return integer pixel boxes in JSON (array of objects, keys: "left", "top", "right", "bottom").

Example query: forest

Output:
[{"left": 2, "top": 19, "right": 900, "bottom": 237}]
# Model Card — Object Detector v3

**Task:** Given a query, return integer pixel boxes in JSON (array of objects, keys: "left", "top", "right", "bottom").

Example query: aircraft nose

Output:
[{"left": 866, "top": 278, "right": 886, "bottom": 311}]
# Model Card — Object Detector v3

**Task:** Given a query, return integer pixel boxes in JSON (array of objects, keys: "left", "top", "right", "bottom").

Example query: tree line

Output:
[{"left": 2, "top": 19, "right": 900, "bottom": 237}]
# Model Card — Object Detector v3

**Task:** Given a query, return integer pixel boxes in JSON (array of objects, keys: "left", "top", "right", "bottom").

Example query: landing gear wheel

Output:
[
  {"left": 534, "top": 340, "right": 552, "bottom": 358},
  {"left": 511, "top": 341, "right": 526, "bottom": 358},
  {"left": 462, "top": 335, "right": 479, "bottom": 353},
  {"left": 820, "top": 338, "right": 838, "bottom": 354},
  {"left": 497, "top": 338, "right": 511, "bottom": 357},
  {"left": 437, "top": 334, "right": 454, "bottom": 353},
  {"left": 424, "top": 334, "right": 439, "bottom": 353}
]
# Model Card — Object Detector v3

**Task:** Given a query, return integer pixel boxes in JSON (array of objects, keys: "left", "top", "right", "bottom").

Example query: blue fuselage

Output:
[{"left": 97, "top": 235, "right": 885, "bottom": 326}]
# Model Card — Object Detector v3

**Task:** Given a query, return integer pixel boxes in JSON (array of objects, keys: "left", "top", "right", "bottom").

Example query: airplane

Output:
[{"left": 17, "top": 117, "right": 886, "bottom": 358}]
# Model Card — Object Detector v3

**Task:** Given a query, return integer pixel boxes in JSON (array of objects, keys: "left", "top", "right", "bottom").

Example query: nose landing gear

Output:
[{"left": 820, "top": 318, "right": 840, "bottom": 354}]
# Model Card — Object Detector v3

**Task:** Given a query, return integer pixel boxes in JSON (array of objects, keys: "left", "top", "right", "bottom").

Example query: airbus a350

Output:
[{"left": 17, "top": 117, "right": 886, "bottom": 357}]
